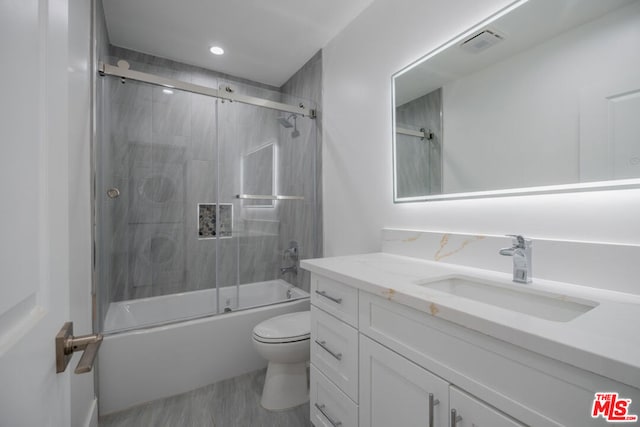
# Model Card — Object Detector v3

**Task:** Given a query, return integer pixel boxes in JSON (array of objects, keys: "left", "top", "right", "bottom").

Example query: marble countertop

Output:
[{"left": 301, "top": 252, "right": 640, "bottom": 390}]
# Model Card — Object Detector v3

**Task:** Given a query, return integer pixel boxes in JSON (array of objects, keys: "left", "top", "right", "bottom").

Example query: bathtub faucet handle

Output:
[
  {"left": 283, "top": 241, "right": 299, "bottom": 260},
  {"left": 281, "top": 241, "right": 299, "bottom": 275}
]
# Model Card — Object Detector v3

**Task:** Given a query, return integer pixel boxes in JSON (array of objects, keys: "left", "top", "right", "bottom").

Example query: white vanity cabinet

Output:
[{"left": 309, "top": 272, "right": 640, "bottom": 427}]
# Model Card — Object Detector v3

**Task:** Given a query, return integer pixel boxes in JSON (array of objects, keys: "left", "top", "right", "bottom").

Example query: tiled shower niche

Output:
[{"left": 198, "top": 203, "right": 233, "bottom": 239}]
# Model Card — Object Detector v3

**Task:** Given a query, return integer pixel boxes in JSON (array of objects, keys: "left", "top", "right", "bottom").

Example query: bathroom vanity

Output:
[{"left": 302, "top": 248, "right": 640, "bottom": 427}]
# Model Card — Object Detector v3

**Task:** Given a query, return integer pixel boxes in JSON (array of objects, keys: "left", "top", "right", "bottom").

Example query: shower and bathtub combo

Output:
[{"left": 95, "top": 56, "right": 318, "bottom": 414}]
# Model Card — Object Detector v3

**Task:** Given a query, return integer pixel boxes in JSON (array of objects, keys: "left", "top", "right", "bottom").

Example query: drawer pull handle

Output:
[
  {"left": 315, "top": 403, "right": 343, "bottom": 427},
  {"left": 315, "top": 339, "right": 343, "bottom": 361},
  {"left": 450, "top": 409, "right": 462, "bottom": 427},
  {"left": 315, "top": 290, "right": 342, "bottom": 304},
  {"left": 428, "top": 393, "right": 440, "bottom": 427}
]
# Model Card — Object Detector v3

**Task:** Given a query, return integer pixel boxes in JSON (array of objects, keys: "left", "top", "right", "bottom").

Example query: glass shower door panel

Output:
[
  {"left": 215, "top": 97, "right": 241, "bottom": 312},
  {"left": 97, "top": 76, "right": 219, "bottom": 333},
  {"left": 275, "top": 95, "right": 318, "bottom": 293},
  {"left": 216, "top": 83, "right": 317, "bottom": 313}
]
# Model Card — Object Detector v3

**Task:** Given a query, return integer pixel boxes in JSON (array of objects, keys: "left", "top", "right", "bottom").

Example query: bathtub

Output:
[{"left": 98, "top": 279, "right": 310, "bottom": 415}]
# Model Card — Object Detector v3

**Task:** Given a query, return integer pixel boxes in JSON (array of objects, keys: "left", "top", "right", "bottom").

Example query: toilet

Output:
[{"left": 252, "top": 311, "right": 310, "bottom": 411}]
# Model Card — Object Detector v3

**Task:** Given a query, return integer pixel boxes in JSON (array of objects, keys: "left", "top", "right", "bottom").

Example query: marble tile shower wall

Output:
[
  {"left": 395, "top": 89, "right": 442, "bottom": 196},
  {"left": 280, "top": 51, "right": 323, "bottom": 292},
  {"left": 99, "top": 46, "right": 320, "bottom": 304}
]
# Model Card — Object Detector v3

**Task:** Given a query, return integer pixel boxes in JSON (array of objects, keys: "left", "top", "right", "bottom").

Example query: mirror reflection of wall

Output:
[
  {"left": 241, "top": 141, "right": 276, "bottom": 207},
  {"left": 393, "top": 0, "right": 640, "bottom": 202},
  {"left": 395, "top": 88, "right": 442, "bottom": 198}
]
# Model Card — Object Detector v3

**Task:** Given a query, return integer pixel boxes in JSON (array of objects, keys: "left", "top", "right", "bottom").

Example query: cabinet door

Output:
[
  {"left": 359, "top": 335, "right": 449, "bottom": 427},
  {"left": 450, "top": 387, "right": 525, "bottom": 427}
]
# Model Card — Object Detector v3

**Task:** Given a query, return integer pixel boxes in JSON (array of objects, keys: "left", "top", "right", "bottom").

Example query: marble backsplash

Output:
[{"left": 382, "top": 228, "right": 640, "bottom": 295}]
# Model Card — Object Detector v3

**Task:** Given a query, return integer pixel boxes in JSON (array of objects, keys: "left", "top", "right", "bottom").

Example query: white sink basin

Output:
[{"left": 418, "top": 275, "right": 598, "bottom": 322}]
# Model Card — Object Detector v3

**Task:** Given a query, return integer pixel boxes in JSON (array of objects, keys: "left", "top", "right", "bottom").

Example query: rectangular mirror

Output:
[{"left": 393, "top": 0, "right": 640, "bottom": 202}]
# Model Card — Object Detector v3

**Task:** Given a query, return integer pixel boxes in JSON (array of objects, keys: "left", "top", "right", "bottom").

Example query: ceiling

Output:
[{"left": 102, "top": 0, "right": 375, "bottom": 87}]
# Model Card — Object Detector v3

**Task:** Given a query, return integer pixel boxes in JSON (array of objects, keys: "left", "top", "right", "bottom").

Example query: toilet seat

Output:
[{"left": 253, "top": 311, "right": 310, "bottom": 344}]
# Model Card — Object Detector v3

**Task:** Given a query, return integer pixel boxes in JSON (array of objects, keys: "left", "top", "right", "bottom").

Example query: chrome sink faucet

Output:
[{"left": 499, "top": 235, "right": 532, "bottom": 284}]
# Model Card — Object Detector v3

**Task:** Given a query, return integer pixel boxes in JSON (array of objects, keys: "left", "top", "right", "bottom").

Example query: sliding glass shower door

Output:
[
  {"left": 216, "top": 82, "right": 317, "bottom": 312},
  {"left": 96, "top": 72, "right": 224, "bottom": 333},
  {"left": 96, "top": 70, "right": 317, "bottom": 334}
]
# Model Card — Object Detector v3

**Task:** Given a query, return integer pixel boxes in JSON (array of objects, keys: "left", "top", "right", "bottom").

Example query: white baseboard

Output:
[{"left": 84, "top": 398, "right": 98, "bottom": 427}]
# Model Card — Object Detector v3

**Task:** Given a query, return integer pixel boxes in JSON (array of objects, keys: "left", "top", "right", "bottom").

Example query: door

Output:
[
  {"left": 0, "top": 0, "right": 73, "bottom": 425},
  {"left": 359, "top": 335, "right": 449, "bottom": 427},
  {"left": 580, "top": 77, "right": 640, "bottom": 182}
]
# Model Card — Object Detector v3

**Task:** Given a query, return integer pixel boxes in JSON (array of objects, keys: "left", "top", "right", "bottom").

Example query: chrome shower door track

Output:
[{"left": 99, "top": 62, "right": 316, "bottom": 118}]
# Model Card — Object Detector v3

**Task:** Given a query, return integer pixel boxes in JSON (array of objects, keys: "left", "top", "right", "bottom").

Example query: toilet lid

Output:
[{"left": 253, "top": 311, "right": 310, "bottom": 343}]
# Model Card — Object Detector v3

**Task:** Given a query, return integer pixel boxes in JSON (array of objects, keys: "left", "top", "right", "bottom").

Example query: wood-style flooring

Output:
[{"left": 99, "top": 369, "right": 311, "bottom": 427}]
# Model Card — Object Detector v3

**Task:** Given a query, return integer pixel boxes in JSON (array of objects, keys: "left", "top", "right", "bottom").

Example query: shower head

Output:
[
  {"left": 277, "top": 117, "right": 294, "bottom": 128},
  {"left": 277, "top": 113, "right": 300, "bottom": 138}
]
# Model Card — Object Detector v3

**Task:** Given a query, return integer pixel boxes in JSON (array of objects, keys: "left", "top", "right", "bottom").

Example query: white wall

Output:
[{"left": 322, "top": 0, "right": 640, "bottom": 258}]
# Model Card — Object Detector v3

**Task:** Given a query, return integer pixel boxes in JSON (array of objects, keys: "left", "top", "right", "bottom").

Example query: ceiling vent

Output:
[{"left": 459, "top": 28, "right": 505, "bottom": 53}]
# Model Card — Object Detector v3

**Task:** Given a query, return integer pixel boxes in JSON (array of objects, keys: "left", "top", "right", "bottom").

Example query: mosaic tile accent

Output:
[{"left": 198, "top": 203, "right": 233, "bottom": 239}]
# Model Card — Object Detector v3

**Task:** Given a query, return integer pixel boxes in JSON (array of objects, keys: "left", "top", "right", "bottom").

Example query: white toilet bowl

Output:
[{"left": 252, "top": 311, "right": 310, "bottom": 411}]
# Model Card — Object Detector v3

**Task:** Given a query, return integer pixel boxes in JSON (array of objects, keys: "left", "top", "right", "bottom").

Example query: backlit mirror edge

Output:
[
  {"left": 391, "top": 0, "right": 640, "bottom": 202},
  {"left": 394, "top": 179, "right": 640, "bottom": 203}
]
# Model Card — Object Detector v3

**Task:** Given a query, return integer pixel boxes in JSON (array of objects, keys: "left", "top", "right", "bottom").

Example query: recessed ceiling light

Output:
[
  {"left": 209, "top": 46, "right": 224, "bottom": 55},
  {"left": 162, "top": 89, "right": 174, "bottom": 95}
]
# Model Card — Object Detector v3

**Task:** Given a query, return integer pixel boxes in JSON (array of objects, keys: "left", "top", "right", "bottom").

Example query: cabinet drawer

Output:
[
  {"left": 311, "top": 306, "right": 359, "bottom": 402},
  {"left": 311, "top": 274, "right": 358, "bottom": 327},
  {"left": 450, "top": 386, "right": 525, "bottom": 427},
  {"left": 311, "top": 365, "right": 358, "bottom": 427}
]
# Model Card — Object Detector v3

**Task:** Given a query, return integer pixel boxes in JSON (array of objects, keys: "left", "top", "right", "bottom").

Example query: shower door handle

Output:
[{"left": 56, "top": 322, "right": 103, "bottom": 374}]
